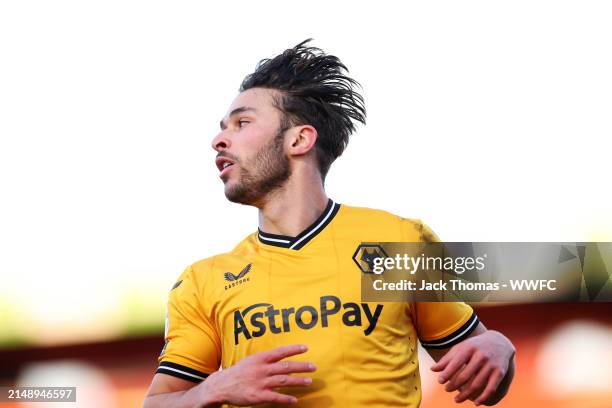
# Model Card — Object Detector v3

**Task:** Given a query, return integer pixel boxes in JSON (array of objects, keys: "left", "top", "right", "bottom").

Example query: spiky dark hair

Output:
[{"left": 239, "top": 39, "right": 366, "bottom": 180}]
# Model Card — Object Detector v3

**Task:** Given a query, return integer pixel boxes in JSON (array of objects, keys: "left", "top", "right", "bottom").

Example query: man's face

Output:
[{"left": 212, "top": 88, "right": 292, "bottom": 206}]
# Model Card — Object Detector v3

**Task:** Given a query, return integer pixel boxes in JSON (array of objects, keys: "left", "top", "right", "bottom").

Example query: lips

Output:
[
  {"left": 215, "top": 156, "right": 234, "bottom": 171},
  {"left": 215, "top": 156, "right": 237, "bottom": 178}
]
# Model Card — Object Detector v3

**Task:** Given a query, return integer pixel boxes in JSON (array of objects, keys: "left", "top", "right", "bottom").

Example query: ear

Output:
[{"left": 287, "top": 125, "right": 318, "bottom": 156}]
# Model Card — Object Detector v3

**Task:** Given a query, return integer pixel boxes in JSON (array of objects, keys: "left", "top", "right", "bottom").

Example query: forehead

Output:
[{"left": 225, "top": 88, "right": 280, "bottom": 117}]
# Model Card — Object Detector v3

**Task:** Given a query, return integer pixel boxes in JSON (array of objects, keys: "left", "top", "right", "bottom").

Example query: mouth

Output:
[{"left": 215, "top": 156, "right": 236, "bottom": 178}]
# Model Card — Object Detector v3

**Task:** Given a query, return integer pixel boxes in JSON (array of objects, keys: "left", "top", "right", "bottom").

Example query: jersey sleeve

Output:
[
  {"left": 397, "top": 216, "right": 441, "bottom": 243},
  {"left": 156, "top": 265, "right": 221, "bottom": 382},
  {"left": 412, "top": 302, "right": 479, "bottom": 349},
  {"left": 399, "top": 217, "right": 480, "bottom": 349}
]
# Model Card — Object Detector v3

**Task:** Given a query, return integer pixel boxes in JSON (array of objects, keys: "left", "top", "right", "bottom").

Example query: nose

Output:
[{"left": 211, "top": 130, "right": 231, "bottom": 152}]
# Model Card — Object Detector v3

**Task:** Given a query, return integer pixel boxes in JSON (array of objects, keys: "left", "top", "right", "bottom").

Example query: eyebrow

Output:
[{"left": 219, "top": 106, "right": 257, "bottom": 130}]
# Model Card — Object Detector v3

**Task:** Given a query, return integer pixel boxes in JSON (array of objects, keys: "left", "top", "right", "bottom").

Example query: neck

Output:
[{"left": 257, "top": 172, "right": 328, "bottom": 237}]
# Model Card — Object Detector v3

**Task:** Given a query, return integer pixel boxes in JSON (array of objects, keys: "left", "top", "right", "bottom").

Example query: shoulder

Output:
[
  {"left": 337, "top": 203, "right": 439, "bottom": 242},
  {"left": 184, "top": 232, "right": 257, "bottom": 284},
  {"left": 337, "top": 203, "right": 403, "bottom": 226}
]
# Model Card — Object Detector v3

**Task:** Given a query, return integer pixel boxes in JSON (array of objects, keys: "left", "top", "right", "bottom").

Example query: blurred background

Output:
[{"left": 0, "top": 1, "right": 610, "bottom": 407}]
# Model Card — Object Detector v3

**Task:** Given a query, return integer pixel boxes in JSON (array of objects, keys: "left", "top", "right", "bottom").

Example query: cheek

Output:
[
  {"left": 247, "top": 124, "right": 277, "bottom": 144},
  {"left": 238, "top": 135, "right": 270, "bottom": 160}
]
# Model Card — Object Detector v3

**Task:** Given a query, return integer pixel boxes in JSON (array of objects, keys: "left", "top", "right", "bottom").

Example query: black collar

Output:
[{"left": 257, "top": 199, "right": 340, "bottom": 250}]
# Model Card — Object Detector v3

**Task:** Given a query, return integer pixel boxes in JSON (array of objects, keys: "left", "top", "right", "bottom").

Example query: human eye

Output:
[{"left": 238, "top": 119, "right": 250, "bottom": 128}]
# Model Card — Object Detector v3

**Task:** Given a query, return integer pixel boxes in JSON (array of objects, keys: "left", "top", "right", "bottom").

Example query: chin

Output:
[{"left": 224, "top": 183, "right": 248, "bottom": 205}]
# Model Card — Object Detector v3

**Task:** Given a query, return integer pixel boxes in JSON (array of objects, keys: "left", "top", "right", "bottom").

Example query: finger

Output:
[
  {"left": 268, "top": 360, "right": 317, "bottom": 375},
  {"left": 437, "top": 349, "right": 472, "bottom": 384},
  {"left": 430, "top": 348, "right": 456, "bottom": 372},
  {"left": 474, "top": 368, "right": 504, "bottom": 406},
  {"left": 258, "top": 390, "right": 298, "bottom": 405},
  {"left": 454, "top": 364, "right": 493, "bottom": 403},
  {"left": 259, "top": 344, "right": 308, "bottom": 363},
  {"left": 444, "top": 366, "right": 467, "bottom": 392},
  {"left": 455, "top": 383, "right": 483, "bottom": 405},
  {"left": 444, "top": 352, "right": 487, "bottom": 392},
  {"left": 455, "top": 367, "right": 491, "bottom": 403},
  {"left": 266, "top": 375, "right": 313, "bottom": 388}
]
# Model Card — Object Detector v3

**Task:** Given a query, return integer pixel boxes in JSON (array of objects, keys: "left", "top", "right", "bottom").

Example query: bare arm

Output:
[
  {"left": 142, "top": 344, "right": 316, "bottom": 408},
  {"left": 427, "top": 322, "right": 516, "bottom": 406},
  {"left": 142, "top": 373, "right": 223, "bottom": 408}
]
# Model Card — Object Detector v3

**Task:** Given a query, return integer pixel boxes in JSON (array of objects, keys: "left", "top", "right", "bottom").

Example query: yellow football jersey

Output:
[{"left": 157, "top": 200, "right": 479, "bottom": 407}]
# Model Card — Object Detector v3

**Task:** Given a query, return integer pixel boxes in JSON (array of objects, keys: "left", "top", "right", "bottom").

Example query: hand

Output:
[
  {"left": 200, "top": 344, "right": 316, "bottom": 406},
  {"left": 430, "top": 330, "right": 515, "bottom": 406}
]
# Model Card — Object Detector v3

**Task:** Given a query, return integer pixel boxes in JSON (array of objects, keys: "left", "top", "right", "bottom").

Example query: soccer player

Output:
[{"left": 143, "top": 40, "right": 515, "bottom": 407}]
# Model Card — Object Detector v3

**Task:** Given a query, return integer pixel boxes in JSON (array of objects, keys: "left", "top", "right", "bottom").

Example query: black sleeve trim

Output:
[
  {"left": 156, "top": 361, "right": 210, "bottom": 383},
  {"left": 420, "top": 312, "right": 480, "bottom": 349}
]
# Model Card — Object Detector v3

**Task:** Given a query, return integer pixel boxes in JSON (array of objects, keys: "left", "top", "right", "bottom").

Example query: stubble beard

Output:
[{"left": 224, "top": 126, "right": 292, "bottom": 206}]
